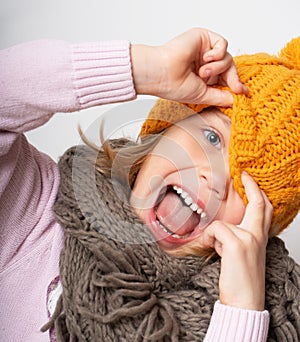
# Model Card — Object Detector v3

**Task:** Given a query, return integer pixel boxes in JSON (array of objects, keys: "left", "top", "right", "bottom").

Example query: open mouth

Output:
[{"left": 154, "top": 185, "right": 208, "bottom": 240}]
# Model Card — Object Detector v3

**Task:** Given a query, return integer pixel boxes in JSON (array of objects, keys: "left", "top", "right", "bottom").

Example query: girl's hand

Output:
[
  {"left": 131, "top": 28, "right": 247, "bottom": 106},
  {"left": 200, "top": 172, "right": 273, "bottom": 310}
]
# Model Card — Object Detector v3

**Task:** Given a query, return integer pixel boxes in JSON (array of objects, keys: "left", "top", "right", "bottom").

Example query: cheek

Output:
[
  {"left": 130, "top": 154, "right": 170, "bottom": 210},
  {"left": 221, "top": 195, "right": 246, "bottom": 225},
  {"left": 134, "top": 154, "right": 171, "bottom": 191}
]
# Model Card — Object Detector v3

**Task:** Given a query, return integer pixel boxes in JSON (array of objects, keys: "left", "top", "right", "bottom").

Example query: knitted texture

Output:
[
  {"left": 50, "top": 145, "right": 300, "bottom": 341},
  {"left": 140, "top": 37, "right": 300, "bottom": 236}
]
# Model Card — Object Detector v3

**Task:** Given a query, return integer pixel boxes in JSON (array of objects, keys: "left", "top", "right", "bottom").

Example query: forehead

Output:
[
  {"left": 172, "top": 108, "right": 231, "bottom": 132},
  {"left": 163, "top": 108, "right": 232, "bottom": 149},
  {"left": 198, "top": 108, "right": 231, "bottom": 127}
]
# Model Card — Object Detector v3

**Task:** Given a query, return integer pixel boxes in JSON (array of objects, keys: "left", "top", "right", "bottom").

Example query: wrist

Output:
[
  {"left": 130, "top": 44, "right": 165, "bottom": 96},
  {"left": 220, "top": 290, "right": 265, "bottom": 311}
]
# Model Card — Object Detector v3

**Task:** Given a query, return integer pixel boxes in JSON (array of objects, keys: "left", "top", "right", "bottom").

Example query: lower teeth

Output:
[{"left": 157, "top": 220, "right": 191, "bottom": 239}]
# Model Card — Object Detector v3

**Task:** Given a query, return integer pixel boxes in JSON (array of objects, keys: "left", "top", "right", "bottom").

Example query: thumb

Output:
[{"left": 193, "top": 85, "right": 234, "bottom": 107}]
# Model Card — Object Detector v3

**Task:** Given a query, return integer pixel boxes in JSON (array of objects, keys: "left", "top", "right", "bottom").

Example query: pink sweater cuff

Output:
[
  {"left": 204, "top": 301, "right": 269, "bottom": 342},
  {"left": 71, "top": 41, "right": 136, "bottom": 108}
]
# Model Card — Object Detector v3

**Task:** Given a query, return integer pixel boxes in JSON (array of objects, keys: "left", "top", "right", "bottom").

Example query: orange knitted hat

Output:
[{"left": 140, "top": 37, "right": 300, "bottom": 236}]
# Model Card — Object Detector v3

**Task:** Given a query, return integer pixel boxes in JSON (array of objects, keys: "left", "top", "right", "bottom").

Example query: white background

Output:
[{"left": 1, "top": 0, "right": 299, "bottom": 261}]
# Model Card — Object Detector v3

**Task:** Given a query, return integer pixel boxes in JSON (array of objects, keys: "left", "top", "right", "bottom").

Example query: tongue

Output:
[{"left": 156, "top": 190, "right": 199, "bottom": 236}]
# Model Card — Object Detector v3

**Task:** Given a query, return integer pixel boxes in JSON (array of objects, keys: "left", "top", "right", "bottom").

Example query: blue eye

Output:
[{"left": 203, "top": 129, "right": 221, "bottom": 148}]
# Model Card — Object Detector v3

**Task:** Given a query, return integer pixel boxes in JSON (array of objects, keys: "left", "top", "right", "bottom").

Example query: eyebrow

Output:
[{"left": 215, "top": 111, "right": 231, "bottom": 127}]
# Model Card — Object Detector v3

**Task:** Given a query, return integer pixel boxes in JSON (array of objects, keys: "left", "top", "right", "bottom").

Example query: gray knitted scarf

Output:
[{"left": 50, "top": 144, "right": 300, "bottom": 341}]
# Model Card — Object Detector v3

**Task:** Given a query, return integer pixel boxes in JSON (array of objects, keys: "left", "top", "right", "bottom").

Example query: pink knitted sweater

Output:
[{"left": 0, "top": 40, "right": 269, "bottom": 341}]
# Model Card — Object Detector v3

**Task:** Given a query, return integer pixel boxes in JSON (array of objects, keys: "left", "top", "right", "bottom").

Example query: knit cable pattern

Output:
[{"left": 140, "top": 36, "right": 300, "bottom": 237}]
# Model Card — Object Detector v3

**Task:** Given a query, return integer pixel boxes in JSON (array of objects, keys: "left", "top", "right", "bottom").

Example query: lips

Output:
[{"left": 153, "top": 185, "right": 208, "bottom": 242}]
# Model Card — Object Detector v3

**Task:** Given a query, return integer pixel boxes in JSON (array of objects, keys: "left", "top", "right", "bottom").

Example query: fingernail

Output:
[
  {"left": 241, "top": 171, "right": 250, "bottom": 183},
  {"left": 241, "top": 171, "right": 247, "bottom": 181},
  {"left": 205, "top": 55, "right": 214, "bottom": 62},
  {"left": 242, "top": 85, "right": 249, "bottom": 95},
  {"left": 204, "top": 69, "right": 212, "bottom": 77}
]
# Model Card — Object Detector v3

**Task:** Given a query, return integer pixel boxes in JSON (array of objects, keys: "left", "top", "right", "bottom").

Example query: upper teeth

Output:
[{"left": 173, "top": 186, "right": 206, "bottom": 219}]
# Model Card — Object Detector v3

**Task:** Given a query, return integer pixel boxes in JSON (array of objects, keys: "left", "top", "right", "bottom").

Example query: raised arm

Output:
[{"left": 0, "top": 39, "right": 136, "bottom": 133}]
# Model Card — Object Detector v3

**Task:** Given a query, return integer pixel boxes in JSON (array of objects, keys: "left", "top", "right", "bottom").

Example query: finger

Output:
[
  {"left": 221, "top": 61, "right": 248, "bottom": 95},
  {"left": 199, "top": 56, "right": 248, "bottom": 95},
  {"left": 200, "top": 221, "right": 239, "bottom": 257},
  {"left": 200, "top": 53, "right": 233, "bottom": 77},
  {"left": 261, "top": 189, "right": 274, "bottom": 236},
  {"left": 239, "top": 172, "right": 269, "bottom": 239},
  {"left": 198, "top": 73, "right": 219, "bottom": 86},
  {"left": 204, "top": 31, "right": 229, "bottom": 61}
]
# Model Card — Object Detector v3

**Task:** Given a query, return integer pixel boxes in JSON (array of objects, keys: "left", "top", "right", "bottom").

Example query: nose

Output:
[{"left": 199, "top": 160, "right": 231, "bottom": 201}]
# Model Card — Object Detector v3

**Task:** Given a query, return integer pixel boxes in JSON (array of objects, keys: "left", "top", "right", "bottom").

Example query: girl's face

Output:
[{"left": 130, "top": 109, "right": 245, "bottom": 253}]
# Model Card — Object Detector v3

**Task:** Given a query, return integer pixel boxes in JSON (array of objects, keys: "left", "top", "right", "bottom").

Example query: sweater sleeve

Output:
[
  {"left": 204, "top": 301, "right": 270, "bottom": 341},
  {"left": 0, "top": 39, "right": 136, "bottom": 133},
  {"left": 0, "top": 39, "right": 136, "bottom": 270}
]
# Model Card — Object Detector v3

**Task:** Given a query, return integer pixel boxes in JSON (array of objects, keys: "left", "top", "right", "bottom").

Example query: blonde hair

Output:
[{"left": 79, "top": 125, "right": 161, "bottom": 191}]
